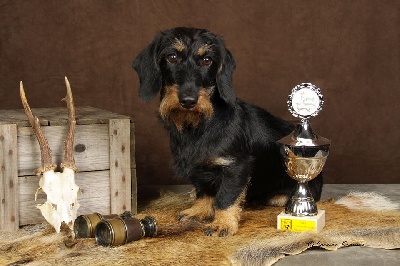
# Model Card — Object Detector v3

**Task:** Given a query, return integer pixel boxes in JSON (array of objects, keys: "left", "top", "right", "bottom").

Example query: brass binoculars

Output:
[{"left": 74, "top": 212, "right": 157, "bottom": 247}]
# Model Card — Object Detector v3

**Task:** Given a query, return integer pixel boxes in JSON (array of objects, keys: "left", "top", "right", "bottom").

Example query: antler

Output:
[
  {"left": 20, "top": 82, "right": 56, "bottom": 175},
  {"left": 60, "top": 77, "right": 77, "bottom": 171},
  {"left": 20, "top": 77, "right": 80, "bottom": 233}
]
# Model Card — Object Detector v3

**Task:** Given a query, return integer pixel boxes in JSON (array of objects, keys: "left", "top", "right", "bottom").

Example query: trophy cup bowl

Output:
[{"left": 282, "top": 145, "right": 329, "bottom": 216}]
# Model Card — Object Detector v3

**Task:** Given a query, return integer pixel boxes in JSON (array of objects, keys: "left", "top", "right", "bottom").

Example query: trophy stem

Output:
[{"left": 285, "top": 182, "right": 318, "bottom": 216}]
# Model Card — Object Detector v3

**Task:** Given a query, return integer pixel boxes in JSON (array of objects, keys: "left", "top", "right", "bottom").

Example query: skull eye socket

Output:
[
  {"left": 166, "top": 53, "right": 178, "bottom": 64},
  {"left": 201, "top": 56, "right": 212, "bottom": 67}
]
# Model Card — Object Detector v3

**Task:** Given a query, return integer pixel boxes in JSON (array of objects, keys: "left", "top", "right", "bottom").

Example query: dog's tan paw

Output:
[
  {"left": 177, "top": 196, "right": 214, "bottom": 222},
  {"left": 203, "top": 206, "right": 241, "bottom": 237},
  {"left": 204, "top": 220, "right": 239, "bottom": 237}
]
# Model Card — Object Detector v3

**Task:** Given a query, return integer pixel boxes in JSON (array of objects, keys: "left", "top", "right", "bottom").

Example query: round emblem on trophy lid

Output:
[{"left": 288, "top": 83, "right": 324, "bottom": 118}]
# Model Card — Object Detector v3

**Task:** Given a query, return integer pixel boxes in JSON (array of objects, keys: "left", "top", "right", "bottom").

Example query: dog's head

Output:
[{"left": 132, "top": 27, "right": 236, "bottom": 130}]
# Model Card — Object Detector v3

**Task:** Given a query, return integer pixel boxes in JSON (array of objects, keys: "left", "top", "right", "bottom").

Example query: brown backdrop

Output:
[{"left": 1, "top": 0, "right": 399, "bottom": 191}]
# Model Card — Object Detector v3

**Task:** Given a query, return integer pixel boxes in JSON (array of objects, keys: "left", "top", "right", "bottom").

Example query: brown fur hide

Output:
[{"left": 1, "top": 192, "right": 399, "bottom": 266}]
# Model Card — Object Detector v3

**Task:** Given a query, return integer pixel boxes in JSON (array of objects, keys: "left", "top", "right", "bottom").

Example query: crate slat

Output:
[
  {"left": 109, "top": 118, "right": 132, "bottom": 214},
  {"left": 130, "top": 123, "right": 137, "bottom": 213},
  {"left": 0, "top": 124, "right": 19, "bottom": 231},
  {"left": 0, "top": 107, "right": 130, "bottom": 127},
  {"left": 17, "top": 124, "right": 110, "bottom": 175}
]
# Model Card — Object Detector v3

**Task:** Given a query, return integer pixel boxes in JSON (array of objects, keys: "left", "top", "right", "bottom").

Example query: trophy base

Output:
[{"left": 277, "top": 210, "right": 325, "bottom": 233}]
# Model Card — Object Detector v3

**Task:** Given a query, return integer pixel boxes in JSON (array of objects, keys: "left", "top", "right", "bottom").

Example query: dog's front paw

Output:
[
  {"left": 177, "top": 196, "right": 215, "bottom": 222},
  {"left": 203, "top": 207, "right": 240, "bottom": 237},
  {"left": 204, "top": 219, "right": 239, "bottom": 237}
]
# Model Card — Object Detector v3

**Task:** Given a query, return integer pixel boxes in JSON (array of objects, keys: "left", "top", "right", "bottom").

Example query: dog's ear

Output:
[
  {"left": 132, "top": 35, "right": 162, "bottom": 101},
  {"left": 216, "top": 44, "right": 236, "bottom": 106}
]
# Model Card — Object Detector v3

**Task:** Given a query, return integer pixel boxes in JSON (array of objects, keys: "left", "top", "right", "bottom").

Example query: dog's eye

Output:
[
  {"left": 166, "top": 53, "right": 178, "bottom": 64},
  {"left": 201, "top": 56, "right": 212, "bottom": 67}
]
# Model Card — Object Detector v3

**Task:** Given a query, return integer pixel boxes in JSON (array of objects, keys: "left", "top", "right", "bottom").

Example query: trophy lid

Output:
[{"left": 278, "top": 83, "right": 331, "bottom": 147}]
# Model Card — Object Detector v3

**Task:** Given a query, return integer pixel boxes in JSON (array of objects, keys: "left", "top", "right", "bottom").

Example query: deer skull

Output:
[{"left": 20, "top": 77, "right": 80, "bottom": 233}]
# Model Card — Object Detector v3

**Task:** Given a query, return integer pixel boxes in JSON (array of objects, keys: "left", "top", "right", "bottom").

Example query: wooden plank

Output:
[
  {"left": 72, "top": 107, "right": 130, "bottom": 125},
  {"left": 0, "top": 129, "right": 3, "bottom": 229},
  {"left": 0, "top": 124, "right": 19, "bottom": 231},
  {"left": 17, "top": 124, "right": 110, "bottom": 175},
  {"left": 109, "top": 118, "right": 132, "bottom": 214},
  {"left": 130, "top": 122, "right": 136, "bottom": 168},
  {"left": 18, "top": 171, "right": 111, "bottom": 225},
  {"left": 0, "top": 110, "right": 29, "bottom": 126},
  {"left": 130, "top": 122, "right": 137, "bottom": 214},
  {"left": 0, "top": 107, "right": 130, "bottom": 127},
  {"left": 131, "top": 168, "right": 137, "bottom": 214}
]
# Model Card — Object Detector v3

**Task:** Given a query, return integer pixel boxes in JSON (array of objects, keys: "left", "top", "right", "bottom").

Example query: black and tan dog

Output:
[{"left": 132, "top": 27, "right": 323, "bottom": 237}]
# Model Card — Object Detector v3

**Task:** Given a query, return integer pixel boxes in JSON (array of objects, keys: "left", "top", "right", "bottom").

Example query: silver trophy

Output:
[{"left": 278, "top": 83, "right": 331, "bottom": 217}]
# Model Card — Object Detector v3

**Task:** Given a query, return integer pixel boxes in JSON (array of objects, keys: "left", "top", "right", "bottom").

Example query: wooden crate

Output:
[{"left": 0, "top": 107, "right": 136, "bottom": 231}]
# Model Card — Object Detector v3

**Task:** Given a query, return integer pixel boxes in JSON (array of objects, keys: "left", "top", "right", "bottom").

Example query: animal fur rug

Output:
[{"left": 0, "top": 191, "right": 399, "bottom": 266}]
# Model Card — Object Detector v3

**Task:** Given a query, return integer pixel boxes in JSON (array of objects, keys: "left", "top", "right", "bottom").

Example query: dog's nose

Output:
[{"left": 180, "top": 97, "right": 197, "bottom": 109}]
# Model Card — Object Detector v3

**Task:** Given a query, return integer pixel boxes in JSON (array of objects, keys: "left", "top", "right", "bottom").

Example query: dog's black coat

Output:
[{"left": 133, "top": 27, "right": 322, "bottom": 213}]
